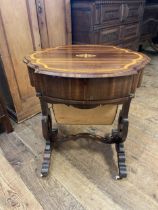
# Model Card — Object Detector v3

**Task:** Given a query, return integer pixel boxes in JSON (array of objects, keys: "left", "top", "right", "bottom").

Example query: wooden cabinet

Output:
[
  {"left": 100, "top": 2, "right": 123, "bottom": 26},
  {"left": 71, "top": 0, "right": 145, "bottom": 50},
  {"left": 122, "top": 23, "right": 140, "bottom": 41},
  {"left": 0, "top": 0, "right": 71, "bottom": 122},
  {"left": 141, "top": 2, "right": 158, "bottom": 42},
  {"left": 99, "top": 27, "right": 121, "bottom": 44},
  {"left": 36, "top": 0, "right": 71, "bottom": 48}
]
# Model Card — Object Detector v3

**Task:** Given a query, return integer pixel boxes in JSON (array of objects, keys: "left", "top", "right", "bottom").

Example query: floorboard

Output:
[{"left": 0, "top": 149, "right": 43, "bottom": 210}]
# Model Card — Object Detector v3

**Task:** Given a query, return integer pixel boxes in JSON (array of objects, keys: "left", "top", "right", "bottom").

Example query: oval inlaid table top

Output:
[{"left": 25, "top": 45, "right": 150, "bottom": 78}]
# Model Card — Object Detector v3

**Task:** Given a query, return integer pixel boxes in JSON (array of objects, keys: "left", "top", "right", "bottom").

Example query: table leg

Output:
[
  {"left": 41, "top": 128, "right": 58, "bottom": 177},
  {"left": 103, "top": 97, "right": 132, "bottom": 179},
  {"left": 38, "top": 94, "right": 132, "bottom": 179},
  {"left": 39, "top": 97, "right": 58, "bottom": 177},
  {"left": 115, "top": 143, "right": 127, "bottom": 180},
  {"left": 115, "top": 97, "right": 131, "bottom": 179}
]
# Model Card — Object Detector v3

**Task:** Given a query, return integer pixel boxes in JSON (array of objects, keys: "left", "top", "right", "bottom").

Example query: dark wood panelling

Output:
[
  {"left": 0, "top": 89, "right": 13, "bottom": 133},
  {"left": 141, "top": 3, "right": 158, "bottom": 42},
  {"left": 99, "top": 27, "right": 121, "bottom": 44},
  {"left": 72, "top": 0, "right": 145, "bottom": 50}
]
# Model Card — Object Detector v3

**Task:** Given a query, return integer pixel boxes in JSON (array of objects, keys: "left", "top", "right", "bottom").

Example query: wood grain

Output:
[
  {"left": 36, "top": 0, "right": 50, "bottom": 48},
  {"left": 65, "top": 0, "right": 72, "bottom": 44},
  {"left": 24, "top": 45, "right": 150, "bottom": 107},
  {"left": 26, "top": 0, "right": 41, "bottom": 50},
  {"left": 0, "top": 132, "right": 85, "bottom": 210},
  {"left": 0, "top": 149, "right": 43, "bottom": 210},
  {"left": 36, "top": 0, "right": 72, "bottom": 48},
  {"left": 44, "top": 0, "right": 67, "bottom": 46},
  {"left": 0, "top": 0, "right": 72, "bottom": 122},
  {"left": 0, "top": 0, "right": 36, "bottom": 97},
  {"left": 25, "top": 45, "right": 150, "bottom": 78},
  {"left": 0, "top": 0, "right": 41, "bottom": 122}
]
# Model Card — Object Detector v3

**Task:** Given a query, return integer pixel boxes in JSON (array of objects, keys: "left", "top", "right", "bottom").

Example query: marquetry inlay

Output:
[
  {"left": 75, "top": 53, "right": 96, "bottom": 58},
  {"left": 24, "top": 45, "right": 150, "bottom": 78}
]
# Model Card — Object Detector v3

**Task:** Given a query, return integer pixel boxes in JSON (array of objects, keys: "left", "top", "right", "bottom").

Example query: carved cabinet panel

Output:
[
  {"left": 100, "top": 3, "right": 123, "bottom": 26},
  {"left": 72, "top": 0, "right": 145, "bottom": 50},
  {"left": 99, "top": 27, "right": 121, "bottom": 44},
  {"left": 121, "top": 23, "right": 139, "bottom": 40},
  {"left": 124, "top": 2, "right": 144, "bottom": 23}
]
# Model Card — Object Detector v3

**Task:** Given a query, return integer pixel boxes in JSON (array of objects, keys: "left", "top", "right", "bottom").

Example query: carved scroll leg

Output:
[
  {"left": 115, "top": 143, "right": 127, "bottom": 180},
  {"left": 114, "top": 96, "right": 132, "bottom": 180},
  {"left": 40, "top": 114, "right": 52, "bottom": 177},
  {"left": 41, "top": 128, "right": 58, "bottom": 177},
  {"left": 41, "top": 139, "right": 51, "bottom": 177},
  {"left": 38, "top": 95, "right": 57, "bottom": 177}
]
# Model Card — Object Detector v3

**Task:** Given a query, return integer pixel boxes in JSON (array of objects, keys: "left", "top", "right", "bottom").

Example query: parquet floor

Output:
[{"left": 0, "top": 52, "right": 158, "bottom": 210}]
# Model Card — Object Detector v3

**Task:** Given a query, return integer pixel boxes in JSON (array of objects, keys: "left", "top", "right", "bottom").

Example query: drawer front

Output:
[
  {"left": 99, "top": 27, "right": 121, "bottom": 44},
  {"left": 121, "top": 23, "right": 140, "bottom": 41},
  {"left": 124, "top": 2, "right": 144, "bottom": 23},
  {"left": 37, "top": 75, "right": 134, "bottom": 101},
  {"left": 100, "top": 3, "right": 123, "bottom": 27}
]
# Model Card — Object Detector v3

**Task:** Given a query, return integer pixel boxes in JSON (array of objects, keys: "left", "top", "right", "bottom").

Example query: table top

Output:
[{"left": 24, "top": 45, "right": 150, "bottom": 78}]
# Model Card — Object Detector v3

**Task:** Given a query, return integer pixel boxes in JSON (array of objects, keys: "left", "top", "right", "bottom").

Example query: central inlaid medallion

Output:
[{"left": 75, "top": 53, "right": 96, "bottom": 58}]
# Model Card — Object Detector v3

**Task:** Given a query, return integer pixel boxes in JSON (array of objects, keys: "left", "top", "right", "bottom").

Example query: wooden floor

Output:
[{"left": 0, "top": 51, "right": 158, "bottom": 210}]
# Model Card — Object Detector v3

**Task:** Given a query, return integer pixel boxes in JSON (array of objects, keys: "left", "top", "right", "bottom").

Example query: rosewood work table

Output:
[{"left": 24, "top": 45, "right": 150, "bottom": 179}]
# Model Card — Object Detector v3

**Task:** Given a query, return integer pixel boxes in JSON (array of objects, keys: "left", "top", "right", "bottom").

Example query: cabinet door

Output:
[
  {"left": 121, "top": 23, "right": 140, "bottom": 41},
  {"left": 124, "top": 2, "right": 144, "bottom": 24},
  {"left": 0, "top": 0, "right": 41, "bottom": 122},
  {"left": 36, "top": 0, "right": 71, "bottom": 48},
  {"left": 99, "top": 27, "right": 121, "bottom": 44},
  {"left": 121, "top": 23, "right": 140, "bottom": 51},
  {"left": 100, "top": 2, "right": 123, "bottom": 27}
]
